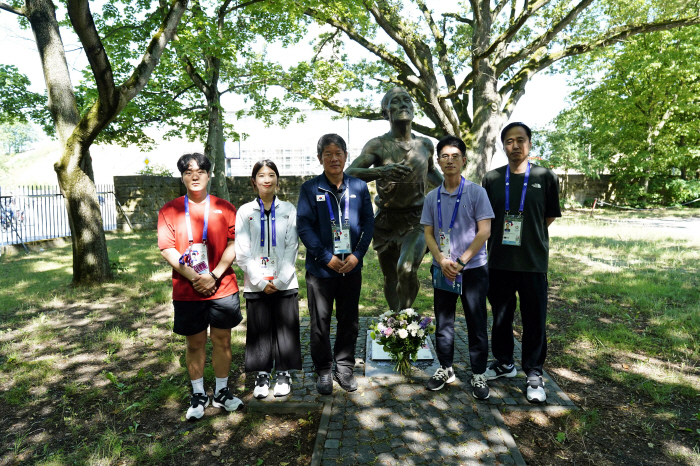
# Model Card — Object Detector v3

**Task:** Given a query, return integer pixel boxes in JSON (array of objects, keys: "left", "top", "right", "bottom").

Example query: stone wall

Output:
[
  {"left": 557, "top": 174, "right": 613, "bottom": 205},
  {"left": 114, "top": 173, "right": 613, "bottom": 230},
  {"left": 114, "top": 175, "right": 315, "bottom": 230}
]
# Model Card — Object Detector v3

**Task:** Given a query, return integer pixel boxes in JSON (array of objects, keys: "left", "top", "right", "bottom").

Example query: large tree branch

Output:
[
  {"left": 416, "top": 0, "right": 456, "bottom": 92},
  {"left": 181, "top": 55, "right": 211, "bottom": 98},
  {"left": 223, "top": 0, "right": 266, "bottom": 16},
  {"left": 491, "top": 0, "right": 509, "bottom": 21},
  {"left": 475, "top": 0, "right": 548, "bottom": 57},
  {"left": 495, "top": 0, "right": 594, "bottom": 76},
  {"left": 443, "top": 12, "right": 473, "bottom": 26},
  {"left": 67, "top": 0, "right": 117, "bottom": 110},
  {"left": 0, "top": 1, "right": 25, "bottom": 15},
  {"left": 304, "top": 6, "right": 415, "bottom": 78}
]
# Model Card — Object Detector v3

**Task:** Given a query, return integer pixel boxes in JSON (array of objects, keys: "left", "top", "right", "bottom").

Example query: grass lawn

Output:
[{"left": 0, "top": 208, "right": 699, "bottom": 465}]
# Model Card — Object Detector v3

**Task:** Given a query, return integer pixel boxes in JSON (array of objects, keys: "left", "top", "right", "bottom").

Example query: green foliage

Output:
[
  {"left": 545, "top": 27, "right": 700, "bottom": 206},
  {"left": 0, "top": 123, "right": 38, "bottom": 155},
  {"left": 137, "top": 163, "right": 174, "bottom": 177},
  {"left": 0, "top": 64, "right": 46, "bottom": 126}
]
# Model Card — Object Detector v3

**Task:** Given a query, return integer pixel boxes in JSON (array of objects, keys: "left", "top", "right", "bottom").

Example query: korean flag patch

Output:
[{"left": 316, "top": 195, "right": 325, "bottom": 201}]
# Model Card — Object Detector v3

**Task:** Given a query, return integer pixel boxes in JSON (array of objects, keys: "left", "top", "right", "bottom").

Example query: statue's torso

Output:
[{"left": 374, "top": 133, "right": 430, "bottom": 210}]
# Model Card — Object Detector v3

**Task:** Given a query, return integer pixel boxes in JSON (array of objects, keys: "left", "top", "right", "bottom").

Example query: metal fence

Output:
[{"left": 0, "top": 185, "right": 118, "bottom": 248}]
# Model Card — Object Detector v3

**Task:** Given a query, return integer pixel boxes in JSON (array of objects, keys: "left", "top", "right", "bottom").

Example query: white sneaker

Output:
[
  {"left": 273, "top": 371, "right": 291, "bottom": 397},
  {"left": 526, "top": 375, "right": 546, "bottom": 403},
  {"left": 254, "top": 372, "right": 270, "bottom": 399},
  {"left": 212, "top": 387, "right": 244, "bottom": 411},
  {"left": 186, "top": 392, "right": 209, "bottom": 420}
]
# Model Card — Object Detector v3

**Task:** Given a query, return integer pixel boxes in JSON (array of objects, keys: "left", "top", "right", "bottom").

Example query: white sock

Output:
[
  {"left": 191, "top": 377, "right": 204, "bottom": 395},
  {"left": 215, "top": 377, "right": 228, "bottom": 394}
]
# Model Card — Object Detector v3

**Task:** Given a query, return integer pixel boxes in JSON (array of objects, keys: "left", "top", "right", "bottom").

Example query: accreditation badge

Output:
[
  {"left": 502, "top": 215, "right": 523, "bottom": 246},
  {"left": 190, "top": 243, "right": 210, "bottom": 274},
  {"left": 333, "top": 225, "right": 352, "bottom": 254},
  {"left": 439, "top": 231, "right": 451, "bottom": 257},
  {"left": 259, "top": 254, "right": 277, "bottom": 281}
]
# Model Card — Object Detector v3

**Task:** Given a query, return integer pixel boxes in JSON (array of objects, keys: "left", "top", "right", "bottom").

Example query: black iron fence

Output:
[{"left": 0, "top": 185, "right": 118, "bottom": 248}]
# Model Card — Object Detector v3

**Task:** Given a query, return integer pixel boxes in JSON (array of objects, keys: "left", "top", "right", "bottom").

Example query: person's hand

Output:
[
  {"left": 338, "top": 254, "right": 359, "bottom": 274},
  {"left": 327, "top": 256, "right": 344, "bottom": 273},
  {"left": 263, "top": 282, "right": 278, "bottom": 294},
  {"left": 192, "top": 274, "right": 217, "bottom": 296},
  {"left": 439, "top": 258, "right": 459, "bottom": 281},
  {"left": 380, "top": 162, "right": 412, "bottom": 181}
]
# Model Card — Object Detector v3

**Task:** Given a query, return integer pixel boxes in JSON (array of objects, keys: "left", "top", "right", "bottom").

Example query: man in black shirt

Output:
[{"left": 481, "top": 122, "right": 561, "bottom": 403}]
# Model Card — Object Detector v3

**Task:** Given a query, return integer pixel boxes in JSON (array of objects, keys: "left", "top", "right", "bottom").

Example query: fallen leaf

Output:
[
  {"left": 212, "top": 450, "right": 222, "bottom": 457},
  {"left": 648, "top": 443, "right": 654, "bottom": 449},
  {"left": 623, "top": 364, "right": 629, "bottom": 369}
]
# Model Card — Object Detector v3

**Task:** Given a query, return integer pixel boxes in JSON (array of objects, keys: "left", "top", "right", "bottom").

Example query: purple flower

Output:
[
  {"left": 419, "top": 317, "right": 432, "bottom": 329},
  {"left": 387, "top": 317, "right": 396, "bottom": 326}
]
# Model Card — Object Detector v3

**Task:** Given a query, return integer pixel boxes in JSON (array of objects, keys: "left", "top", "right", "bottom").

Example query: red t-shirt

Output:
[{"left": 158, "top": 195, "right": 239, "bottom": 301}]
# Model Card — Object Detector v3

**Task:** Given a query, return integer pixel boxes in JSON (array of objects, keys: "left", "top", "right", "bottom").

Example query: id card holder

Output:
[
  {"left": 260, "top": 255, "right": 277, "bottom": 281},
  {"left": 333, "top": 224, "right": 352, "bottom": 254},
  {"left": 502, "top": 215, "right": 523, "bottom": 246},
  {"left": 439, "top": 231, "right": 451, "bottom": 257},
  {"left": 190, "top": 243, "right": 210, "bottom": 274}
]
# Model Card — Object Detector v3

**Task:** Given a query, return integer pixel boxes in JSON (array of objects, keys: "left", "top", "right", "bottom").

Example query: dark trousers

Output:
[
  {"left": 433, "top": 265, "right": 489, "bottom": 374},
  {"left": 244, "top": 293, "right": 302, "bottom": 373},
  {"left": 306, "top": 271, "right": 361, "bottom": 375},
  {"left": 488, "top": 268, "right": 548, "bottom": 377}
]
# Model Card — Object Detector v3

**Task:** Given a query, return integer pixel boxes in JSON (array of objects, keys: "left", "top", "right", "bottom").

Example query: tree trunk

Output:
[
  {"left": 56, "top": 140, "right": 111, "bottom": 283},
  {"left": 27, "top": 0, "right": 110, "bottom": 284},
  {"left": 203, "top": 58, "right": 230, "bottom": 203}
]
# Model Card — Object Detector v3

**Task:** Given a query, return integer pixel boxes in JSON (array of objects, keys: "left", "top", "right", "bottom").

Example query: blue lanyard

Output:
[
  {"left": 184, "top": 194, "right": 210, "bottom": 244},
  {"left": 437, "top": 177, "right": 465, "bottom": 233},
  {"left": 258, "top": 197, "right": 276, "bottom": 249},
  {"left": 505, "top": 163, "right": 530, "bottom": 215},
  {"left": 325, "top": 187, "right": 350, "bottom": 226}
]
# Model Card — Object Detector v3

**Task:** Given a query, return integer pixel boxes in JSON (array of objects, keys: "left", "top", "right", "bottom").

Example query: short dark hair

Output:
[
  {"left": 316, "top": 134, "right": 347, "bottom": 158},
  {"left": 500, "top": 122, "right": 532, "bottom": 144},
  {"left": 177, "top": 152, "right": 211, "bottom": 174},
  {"left": 380, "top": 87, "right": 411, "bottom": 120},
  {"left": 436, "top": 135, "right": 467, "bottom": 158},
  {"left": 251, "top": 159, "right": 280, "bottom": 189}
]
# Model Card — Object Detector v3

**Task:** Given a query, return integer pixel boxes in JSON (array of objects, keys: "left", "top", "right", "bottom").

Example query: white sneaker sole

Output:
[
  {"left": 212, "top": 397, "right": 244, "bottom": 411},
  {"left": 186, "top": 398, "right": 210, "bottom": 420},
  {"left": 253, "top": 388, "right": 269, "bottom": 399},
  {"left": 273, "top": 385, "right": 291, "bottom": 397}
]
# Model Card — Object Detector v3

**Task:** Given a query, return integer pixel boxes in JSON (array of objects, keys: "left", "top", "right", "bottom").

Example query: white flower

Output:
[
  {"left": 403, "top": 308, "right": 417, "bottom": 317},
  {"left": 418, "top": 329, "right": 425, "bottom": 338},
  {"left": 398, "top": 329, "right": 408, "bottom": 339},
  {"left": 377, "top": 323, "right": 386, "bottom": 333},
  {"left": 382, "top": 310, "right": 393, "bottom": 318},
  {"left": 407, "top": 322, "right": 420, "bottom": 337}
]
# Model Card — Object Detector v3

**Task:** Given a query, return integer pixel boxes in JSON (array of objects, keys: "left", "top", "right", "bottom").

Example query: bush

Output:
[{"left": 137, "top": 164, "right": 173, "bottom": 177}]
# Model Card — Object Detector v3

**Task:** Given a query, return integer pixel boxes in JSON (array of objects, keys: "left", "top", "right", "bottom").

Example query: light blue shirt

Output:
[{"left": 420, "top": 179, "right": 494, "bottom": 269}]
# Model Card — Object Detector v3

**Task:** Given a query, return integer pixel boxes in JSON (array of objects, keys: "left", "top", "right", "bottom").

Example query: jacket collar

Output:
[
  {"left": 252, "top": 196, "right": 281, "bottom": 211},
  {"left": 319, "top": 173, "right": 348, "bottom": 192}
]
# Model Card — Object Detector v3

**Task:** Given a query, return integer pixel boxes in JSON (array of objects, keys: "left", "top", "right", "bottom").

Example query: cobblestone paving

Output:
[{"left": 252, "top": 317, "right": 577, "bottom": 465}]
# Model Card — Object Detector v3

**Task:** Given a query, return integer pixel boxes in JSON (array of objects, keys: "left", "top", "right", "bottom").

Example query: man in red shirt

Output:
[{"left": 158, "top": 153, "right": 243, "bottom": 420}]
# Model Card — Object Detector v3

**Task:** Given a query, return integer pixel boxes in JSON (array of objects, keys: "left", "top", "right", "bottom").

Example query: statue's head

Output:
[{"left": 381, "top": 87, "right": 414, "bottom": 123}]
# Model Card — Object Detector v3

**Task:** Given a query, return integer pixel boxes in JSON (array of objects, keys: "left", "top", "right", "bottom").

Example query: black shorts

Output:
[{"left": 173, "top": 293, "right": 243, "bottom": 336}]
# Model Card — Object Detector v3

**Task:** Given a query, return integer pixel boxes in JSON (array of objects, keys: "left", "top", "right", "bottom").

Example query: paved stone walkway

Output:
[{"left": 248, "top": 317, "right": 577, "bottom": 465}]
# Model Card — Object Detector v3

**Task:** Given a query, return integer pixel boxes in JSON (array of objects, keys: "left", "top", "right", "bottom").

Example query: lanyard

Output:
[
  {"left": 437, "top": 177, "right": 465, "bottom": 233},
  {"left": 258, "top": 197, "right": 276, "bottom": 249},
  {"left": 184, "top": 194, "right": 210, "bottom": 244},
  {"left": 505, "top": 163, "right": 530, "bottom": 215},
  {"left": 325, "top": 187, "right": 350, "bottom": 225}
]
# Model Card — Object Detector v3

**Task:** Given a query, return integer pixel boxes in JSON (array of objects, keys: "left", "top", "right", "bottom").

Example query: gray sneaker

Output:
[
  {"left": 426, "top": 366, "right": 455, "bottom": 391},
  {"left": 333, "top": 371, "right": 357, "bottom": 392},
  {"left": 471, "top": 373, "right": 490, "bottom": 400},
  {"left": 484, "top": 362, "right": 517, "bottom": 380}
]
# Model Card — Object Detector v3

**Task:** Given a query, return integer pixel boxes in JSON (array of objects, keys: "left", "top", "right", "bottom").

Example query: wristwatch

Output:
[
  {"left": 209, "top": 271, "right": 219, "bottom": 280},
  {"left": 456, "top": 258, "right": 467, "bottom": 268}
]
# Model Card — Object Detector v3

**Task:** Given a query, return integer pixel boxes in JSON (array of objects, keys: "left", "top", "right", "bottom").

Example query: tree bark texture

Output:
[{"left": 205, "top": 85, "right": 231, "bottom": 203}]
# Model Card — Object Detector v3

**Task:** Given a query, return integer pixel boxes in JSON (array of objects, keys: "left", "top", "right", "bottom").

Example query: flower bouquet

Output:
[{"left": 370, "top": 308, "right": 436, "bottom": 376}]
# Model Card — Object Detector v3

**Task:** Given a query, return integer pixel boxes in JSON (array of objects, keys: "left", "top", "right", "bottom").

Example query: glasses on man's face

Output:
[{"left": 438, "top": 154, "right": 462, "bottom": 161}]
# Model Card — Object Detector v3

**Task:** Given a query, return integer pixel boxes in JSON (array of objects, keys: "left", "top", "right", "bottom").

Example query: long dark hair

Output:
[{"left": 251, "top": 159, "right": 280, "bottom": 191}]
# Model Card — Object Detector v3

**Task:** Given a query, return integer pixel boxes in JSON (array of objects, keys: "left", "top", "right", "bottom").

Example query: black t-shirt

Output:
[{"left": 482, "top": 164, "right": 561, "bottom": 273}]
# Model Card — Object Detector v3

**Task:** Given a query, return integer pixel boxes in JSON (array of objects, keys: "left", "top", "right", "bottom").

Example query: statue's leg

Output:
[
  {"left": 377, "top": 245, "right": 401, "bottom": 311},
  {"left": 396, "top": 228, "right": 427, "bottom": 310}
]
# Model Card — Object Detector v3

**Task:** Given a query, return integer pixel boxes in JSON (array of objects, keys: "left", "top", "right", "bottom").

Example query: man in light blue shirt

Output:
[{"left": 420, "top": 135, "right": 494, "bottom": 399}]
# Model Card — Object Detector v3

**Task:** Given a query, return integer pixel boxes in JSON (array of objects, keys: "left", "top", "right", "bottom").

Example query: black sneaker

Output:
[
  {"left": 212, "top": 387, "right": 244, "bottom": 411},
  {"left": 484, "top": 361, "right": 517, "bottom": 380},
  {"left": 471, "top": 373, "right": 490, "bottom": 400},
  {"left": 186, "top": 392, "right": 209, "bottom": 420},
  {"left": 316, "top": 373, "right": 333, "bottom": 395},
  {"left": 333, "top": 371, "right": 358, "bottom": 392},
  {"left": 426, "top": 366, "right": 455, "bottom": 391}
]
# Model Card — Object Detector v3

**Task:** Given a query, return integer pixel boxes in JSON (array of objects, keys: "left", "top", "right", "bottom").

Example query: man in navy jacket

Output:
[{"left": 297, "top": 133, "right": 374, "bottom": 394}]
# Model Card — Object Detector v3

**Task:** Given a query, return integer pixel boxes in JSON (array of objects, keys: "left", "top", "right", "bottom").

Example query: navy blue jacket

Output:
[{"left": 297, "top": 173, "right": 374, "bottom": 278}]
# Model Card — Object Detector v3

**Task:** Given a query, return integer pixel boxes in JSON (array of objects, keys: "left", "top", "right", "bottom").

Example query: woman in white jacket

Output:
[{"left": 235, "top": 160, "right": 302, "bottom": 398}]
